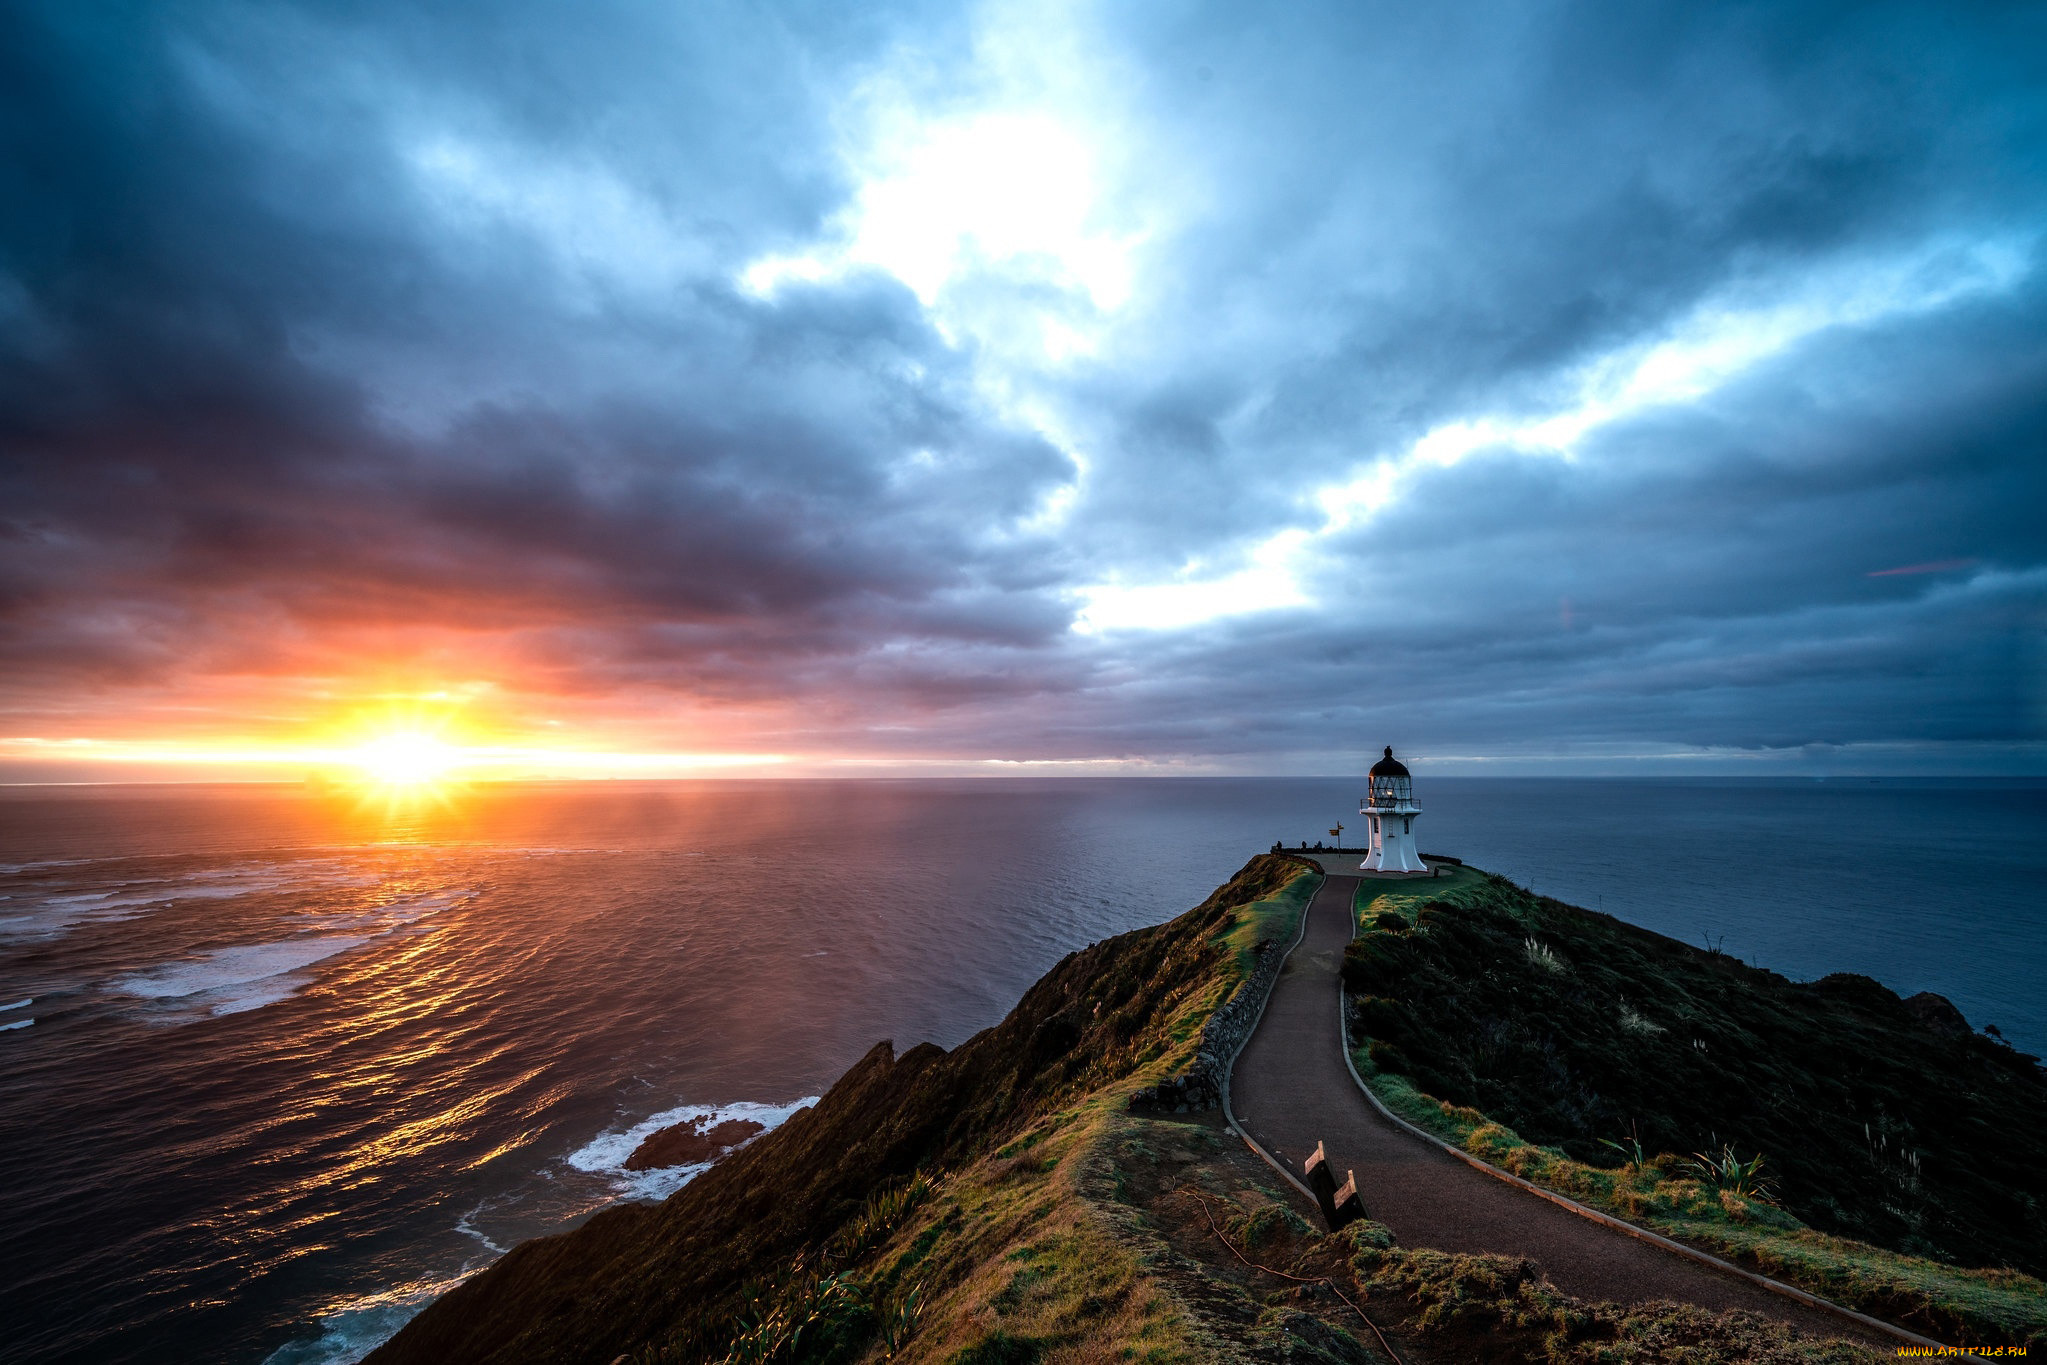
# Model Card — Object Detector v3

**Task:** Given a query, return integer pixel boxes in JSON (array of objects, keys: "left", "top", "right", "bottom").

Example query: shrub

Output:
[
  {"left": 1230, "top": 1203, "right": 1312, "bottom": 1250},
  {"left": 1688, "top": 1145, "right": 1778, "bottom": 1204}
]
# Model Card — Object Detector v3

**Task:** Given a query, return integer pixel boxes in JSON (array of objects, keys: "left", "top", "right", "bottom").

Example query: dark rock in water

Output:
[
  {"left": 623, "top": 1116, "right": 765, "bottom": 1171},
  {"left": 1903, "top": 991, "right": 1972, "bottom": 1037}
]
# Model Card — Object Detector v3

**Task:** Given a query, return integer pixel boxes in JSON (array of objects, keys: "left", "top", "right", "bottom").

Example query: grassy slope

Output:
[{"left": 1341, "top": 871, "right": 2047, "bottom": 1347}]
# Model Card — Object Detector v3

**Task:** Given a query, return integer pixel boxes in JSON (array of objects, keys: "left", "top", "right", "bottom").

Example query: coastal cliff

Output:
[
  {"left": 370, "top": 857, "right": 2045, "bottom": 1364},
  {"left": 369, "top": 856, "right": 1310, "bottom": 1364}
]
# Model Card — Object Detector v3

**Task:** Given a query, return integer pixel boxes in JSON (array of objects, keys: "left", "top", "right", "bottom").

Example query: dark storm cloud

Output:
[
  {"left": 0, "top": 0, "right": 1070, "bottom": 685},
  {"left": 0, "top": 0, "right": 2042, "bottom": 767}
]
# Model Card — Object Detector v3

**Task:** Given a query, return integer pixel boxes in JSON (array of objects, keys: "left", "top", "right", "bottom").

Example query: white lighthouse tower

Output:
[{"left": 1361, "top": 746, "right": 1426, "bottom": 873}]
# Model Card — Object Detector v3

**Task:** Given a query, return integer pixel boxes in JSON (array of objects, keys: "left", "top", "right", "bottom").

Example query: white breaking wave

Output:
[
  {"left": 0, "top": 1017, "right": 31, "bottom": 1032},
  {"left": 566, "top": 1096, "right": 817, "bottom": 1202},
  {"left": 0, "top": 865, "right": 343, "bottom": 940},
  {"left": 0, "top": 997, "right": 29, "bottom": 1010},
  {"left": 98, "top": 874, "right": 475, "bottom": 1020},
  {"left": 115, "top": 936, "right": 374, "bottom": 1015},
  {"left": 454, "top": 1202, "right": 508, "bottom": 1255}
]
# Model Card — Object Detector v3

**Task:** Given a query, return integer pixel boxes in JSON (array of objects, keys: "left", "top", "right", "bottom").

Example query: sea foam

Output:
[
  {"left": 115, "top": 935, "right": 373, "bottom": 1015},
  {"left": 566, "top": 1096, "right": 818, "bottom": 1202}
]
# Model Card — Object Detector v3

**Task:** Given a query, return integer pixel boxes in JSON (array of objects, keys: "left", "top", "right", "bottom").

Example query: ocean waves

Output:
[
  {"left": 115, "top": 935, "right": 377, "bottom": 1016},
  {"left": 258, "top": 1271, "right": 478, "bottom": 1365},
  {"left": 254, "top": 1092, "right": 819, "bottom": 1365},
  {"left": 0, "top": 864, "right": 325, "bottom": 941},
  {"left": 0, "top": 853, "right": 479, "bottom": 1026}
]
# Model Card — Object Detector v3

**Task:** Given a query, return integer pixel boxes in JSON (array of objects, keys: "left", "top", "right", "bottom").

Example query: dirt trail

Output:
[{"left": 1229, "top": 869, "right": 1891, "bottom": 1345}]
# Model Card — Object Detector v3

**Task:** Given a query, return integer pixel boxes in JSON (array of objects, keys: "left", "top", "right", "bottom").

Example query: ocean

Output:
[{"left": 0, "top": 776, "right": 2039, "bottom": 1364}]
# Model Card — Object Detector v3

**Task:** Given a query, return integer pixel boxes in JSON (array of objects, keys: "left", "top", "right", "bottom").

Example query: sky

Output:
[{"left": 2, "top": 0, "right": 2044, "bottom": 781}]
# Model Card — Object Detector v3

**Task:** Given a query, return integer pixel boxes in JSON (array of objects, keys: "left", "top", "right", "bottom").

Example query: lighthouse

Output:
[{"left": 1361, "top": 746, "right": 1426, "bottom": 873}]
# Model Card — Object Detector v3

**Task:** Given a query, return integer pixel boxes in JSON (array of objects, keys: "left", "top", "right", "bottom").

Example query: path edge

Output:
[
  {"left": 1331, "top": 897, "right": 1972, "bottom": 1356},
  {"left": 1220, "top": 865, "right": 1323, "bottom": 1205}
]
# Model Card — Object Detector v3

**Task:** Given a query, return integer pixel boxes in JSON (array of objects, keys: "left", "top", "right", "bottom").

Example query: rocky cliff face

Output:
[
  {"left": 367, "top": 855, "right": 1306, "bottom": 1365},
  {"left": 623, "top": 1116, "right": 765, "bottom": 1171}
]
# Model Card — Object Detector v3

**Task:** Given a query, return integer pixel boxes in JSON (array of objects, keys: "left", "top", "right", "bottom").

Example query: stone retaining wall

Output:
[{"left": 1130, "top": 864, "right": 1314, "bottom": 1113}]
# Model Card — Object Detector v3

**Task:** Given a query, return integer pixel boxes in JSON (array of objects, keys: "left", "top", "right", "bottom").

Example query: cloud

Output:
[{"left": 0, "top": 0, "right": 2042, "bottom": 773}]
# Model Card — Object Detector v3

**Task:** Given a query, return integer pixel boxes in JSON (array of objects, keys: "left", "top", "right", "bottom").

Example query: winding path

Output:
[{"left": 1227, "top": 868, "right": 1895, "bottom": 1347}]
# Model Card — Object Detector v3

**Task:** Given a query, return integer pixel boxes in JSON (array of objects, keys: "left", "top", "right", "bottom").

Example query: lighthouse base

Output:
[
  {"left": 1360, "top": 808, "right": 1426, "bottom": 873},
  {"left": 1361, "top": 846, "right": 1428, "bottom": 874},
  {"left": 1358, "top": 864, "right": 1437, "bottom": 878}
]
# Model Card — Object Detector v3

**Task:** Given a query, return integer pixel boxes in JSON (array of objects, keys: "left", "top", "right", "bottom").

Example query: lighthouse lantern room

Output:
[{"left": 1361, "top": 746, "right": 1426, "bottom": 873}]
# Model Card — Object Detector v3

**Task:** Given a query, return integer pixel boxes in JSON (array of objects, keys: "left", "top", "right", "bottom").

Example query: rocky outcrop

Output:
[
  {"left": 1903, "top": 990, "right": 1972, "bottom": 1038},
  {"left": 623, "top": 1116, "right": 766, "bottom": 1171}
]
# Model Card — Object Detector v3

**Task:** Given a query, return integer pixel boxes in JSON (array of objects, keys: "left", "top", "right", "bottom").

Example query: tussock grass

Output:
[
  {"left": 869, "top": 1096, "right": 1204, "bottom": 1364},
  {"left": 851, "top": 862, "right": 1321, "bottom": 1363},
  {"left": 1524, "top": 937, "right": 1567, "bottom": 975},
  {"left": 1340, "top": 1224, "right": 1883, "bottom": 1365}
]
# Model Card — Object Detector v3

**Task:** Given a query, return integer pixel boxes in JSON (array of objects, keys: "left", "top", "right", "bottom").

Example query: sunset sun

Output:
[{"left": 349, "top": 731, "right": 462, "bottom": 787}]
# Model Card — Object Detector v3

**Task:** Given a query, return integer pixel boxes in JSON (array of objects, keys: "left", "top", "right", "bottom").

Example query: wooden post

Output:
[
  {"left": 1331, "top": 1169, "right": 1367, "bottom": 1230},
  {"left": 1303, "top": 1140, "right": 1341, "bottom": 1230}
]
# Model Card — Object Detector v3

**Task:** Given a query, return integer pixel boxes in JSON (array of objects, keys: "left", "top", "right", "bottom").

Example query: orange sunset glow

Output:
[{"left": 0, "top": 683, "right": 798, "bottom": 784}]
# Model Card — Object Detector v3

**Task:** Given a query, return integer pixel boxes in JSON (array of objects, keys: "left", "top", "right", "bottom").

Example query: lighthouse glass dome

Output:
[{"left": 1366, "top": 748, "right": 1413, "bottom": 808}]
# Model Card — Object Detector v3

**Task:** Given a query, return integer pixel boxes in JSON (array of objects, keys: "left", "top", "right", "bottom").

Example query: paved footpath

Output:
[{"left": 1229, "top": 870, "right": 1890, "bottom": 1345}]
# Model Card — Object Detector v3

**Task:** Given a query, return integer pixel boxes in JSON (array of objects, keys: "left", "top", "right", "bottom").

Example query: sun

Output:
[{"left": 350, "top": 731, "right": 462, "bottom": 788}]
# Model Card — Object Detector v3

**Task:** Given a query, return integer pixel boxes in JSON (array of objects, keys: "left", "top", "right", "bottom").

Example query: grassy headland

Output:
[
  {"left": 365, "top": 854, "right": 2029, "bottom": 1364},
  {"left": 1342, "top": 871, "right": 2047, "bottom": 1346}
]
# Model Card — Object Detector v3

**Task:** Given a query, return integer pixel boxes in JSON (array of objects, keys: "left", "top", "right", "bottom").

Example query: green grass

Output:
[
  {"left": 860, "top": 1093, "right": 1207, "bottom": 1364},
  {"left": 1347, "top": 862, "right": 1489, "bottom": 932},
  {"left": 1218, "top": 863, "right": 1319, "bottom": 979},
  {"left": 383, "top": 850, "right": 2034, "bottom": 1364}
]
